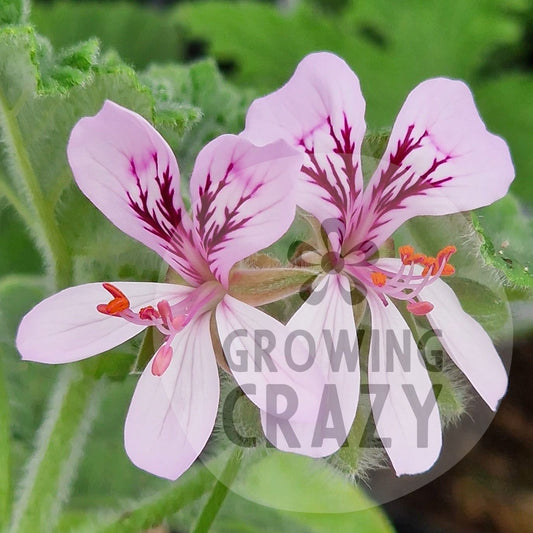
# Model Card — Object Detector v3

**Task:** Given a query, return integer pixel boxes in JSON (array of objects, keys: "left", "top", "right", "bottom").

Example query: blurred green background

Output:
[{"left": 1, "top": 0, "right": 533, "bottom": 532}]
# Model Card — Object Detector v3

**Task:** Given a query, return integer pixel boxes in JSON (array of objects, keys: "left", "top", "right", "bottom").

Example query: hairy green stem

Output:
[
  {"left": 0, "top": 177, "right": 33, "bottom": 225},
  {"left": 9, "top": 366, "right": 101, "bottom": 533},
  {"left": 191, "top": 448, "right": 244, "bottom": 533},
  {"left": 83, "top": 466, "right": 216, "bottom": 533},
  {"left": 0, "top": 91, "right": 72, "bottom": 289},
  {"left": 0, "top": 349, "right": 11, "bottom": 532}
]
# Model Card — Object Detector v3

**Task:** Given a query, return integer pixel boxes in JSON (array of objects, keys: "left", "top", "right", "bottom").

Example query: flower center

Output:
[
  {"left": 367, "top": 244, "right": 457, "bottom": 315},
  {"left": 96, "top": 281, "right": 223, "bottom": 376},
  {"left": 321, "top": 251, "right": 345, "bottom": 273}
]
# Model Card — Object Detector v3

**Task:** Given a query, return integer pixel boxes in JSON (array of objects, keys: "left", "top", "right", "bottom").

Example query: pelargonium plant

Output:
[{"left": 15, "top": 52, "right": 514, "bottom": 485}]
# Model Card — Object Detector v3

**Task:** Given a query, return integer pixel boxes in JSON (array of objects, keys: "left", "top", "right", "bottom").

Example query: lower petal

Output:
[
  {"left": 16, "top": 282, "right": 192, "bottom": 364},
  {"left": 124, "top": 312, "right": 219, "bottom": 480},
  {"left": 216, "top": 295, "right": 324, "bottom": 425},
  {"left": 261, "top": 275, "right": 360, "bottom": 458},
  {"left": 420, "top": 278, "right": 508, "bottom": 411},
  {"left": 367, "top": 292, "right": 442, "bottom": 475}
]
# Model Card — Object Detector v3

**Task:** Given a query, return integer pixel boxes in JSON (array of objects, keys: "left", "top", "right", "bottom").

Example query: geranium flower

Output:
[
  {"left": 242, "top": 52, "right": 514, "bottom": 474},
  {"left": 16, "top": 101, "right": 322, "bottom": 480}
]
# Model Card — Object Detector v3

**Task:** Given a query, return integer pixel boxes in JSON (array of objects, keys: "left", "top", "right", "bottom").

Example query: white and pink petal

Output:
[
  {"left": 16, "top": 282, "right": 193, "bottom": 364},
  {"left": 242, "top": 52, "right": 367, "bottom": 246},
  {"left": 68, "top": 101, "right": 209, "bottom": 285},
  {"left": 262, "top": 274, "right": 360, "bottom": 457},
  {"left": 124, "top": 312, "right": 219, "bottom": 480},
  {"left": 419, "top": 278, "right": 508, "bottom": 411},
  {"left": 190, "top": 135, "right": 303, "bottom": 287},
  {"left": 349, "top": 78, "right": 514, "bottom": 256},
  {"left": 366, "top": 292, "right": 442, "bottom": 475},
  {"left": 215, "top": 295, "right": 324, "bottom": 424}
]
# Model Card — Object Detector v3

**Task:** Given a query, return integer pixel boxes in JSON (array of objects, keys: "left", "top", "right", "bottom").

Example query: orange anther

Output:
[
  {"left": 102, "top": 282, "right": 128, "bottom": 300},
  {"left": 438, "top": 245, "right": 457, "bottom": 258},
  {"left": 411, "top": 253, "right": 426, "bottom": 264},
  {"left": 371, "top": 272, "right": 387, "bottom": 287},
  {"left": 422, "top": 257, "right": 438, "bottom": 276},
  {"left": 442, "top": 263, "right": 455, "bottom": 276},
  {"left": 398, "top": 245, "right": 414, "bottom": 257},
  {"left": 97, "top": 283, "right": 130, "bottom": 316}
]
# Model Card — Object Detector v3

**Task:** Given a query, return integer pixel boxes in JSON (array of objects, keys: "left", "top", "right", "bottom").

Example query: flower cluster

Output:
[{"left": 16, "top": 53, "right": 514, "bottom": 480}]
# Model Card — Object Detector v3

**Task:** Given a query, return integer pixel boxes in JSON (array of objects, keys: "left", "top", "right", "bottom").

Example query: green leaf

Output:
[
  {"left": 0, "top": 274, "right": 46, "bottom": 343},
  {"left": 140, "top": 60, "right": 252, "bottom": 180},
  {"left": 476, "top": 74, "right": 533, "bottom": 205},
  {"left": 0, "top": 205, "right": 42, "bottom": 278},
  {"left": 174, "top": 0, "right": 520, "bottom": 128},
  {"left": 473, "top": 195, "right": 533, "bottom": 289},
  {"left": 69, "top": 464, "right": 215, "bottom": 533},
  {"left": 0, "top": 26, "right": 173, "bottom": 287},
  {"left": 31, "top": 1, "right": 182, "bottom": 69},
  {"left": 231, "top": 451, "right": 395, "bottom": 531},
  {"left": 0, "top": 0, "right": 29, "bottom": 26},
  {"left": 174, "top": 2, "right": 377, "bottom": 97},
  {"left": 0, "top": 347, "right": 11, "bottom": 531}
]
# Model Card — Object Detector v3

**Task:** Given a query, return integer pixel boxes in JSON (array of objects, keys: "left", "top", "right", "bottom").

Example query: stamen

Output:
[
  {"left": 371, "top": 271, "right": 387, "bottom": 287},
  {"left": 96, "top": 283, "right": 130, "bottom": 316},
  {"left": 398, "top": 244, "right": 428, "bottom": 266},
  {"left": 398, "top": 245, "right": 415, "bottom": 265},
  {"left": 407, "top": 300, "right": 434, "bottom": 315},
  {"left": 437, "top": 245, "right": 457, "bottom": 262},
  {"left": 441, "top": 263, "right": 455, "bottom": 276},
  {"left": 422, "top": 257, "right": 438, "bottom": 276},
  {"left": 151, "top": 344, "right": 173, "bottom": 376}
]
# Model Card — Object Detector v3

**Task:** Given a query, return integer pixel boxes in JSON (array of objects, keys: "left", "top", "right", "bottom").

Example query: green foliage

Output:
[
  {"left": 225, "top": 451, "right": 395, "bottom": 531},
  {"left": 0, "top": 0, "right": 29, "bottom": 26},
  {"left": 476, "top": 74, "right": 533, "bottom": 205},
  {"left": 473, "top": 195, "right": 533, "bottom": 289},
  {"left": 31, "top": 1, "right": 182, "bottom": 68},
  {"left": 174, "top": 0, "right": 520, "bottom": 127},
  {"left": 0, "top": 349, "right": 10, "bottom": 530},
  {"left": 141, "top": 60, "right": 252, "bottom": 178}
]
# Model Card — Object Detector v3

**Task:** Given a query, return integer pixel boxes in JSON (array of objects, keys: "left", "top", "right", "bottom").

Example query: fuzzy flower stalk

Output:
[
  {"left": 16, "top": 101, "right": 323, "bottom": 480},
  {"left": 242, "top": 52, "right": 514, "bottom": 475}
]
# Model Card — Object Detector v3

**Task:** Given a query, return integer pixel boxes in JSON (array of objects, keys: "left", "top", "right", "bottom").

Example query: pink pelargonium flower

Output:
[
  {"left": 16, "top": 101, "right": 322, "bottom": 480},
  {"left": 242, "top": 52, "right": 514, "bottom": 475}
]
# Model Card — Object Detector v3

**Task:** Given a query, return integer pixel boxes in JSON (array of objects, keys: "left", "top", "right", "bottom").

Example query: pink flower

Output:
[
  {"left": 242, "top": 52, "right": 514, "bottom": 474},
  {"left": 16, "top": 101, "right": 322, "bottom": 480}
]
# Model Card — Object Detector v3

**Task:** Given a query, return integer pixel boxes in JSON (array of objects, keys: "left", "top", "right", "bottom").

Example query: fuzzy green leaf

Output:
[
  {"left": 233, "top": 451, "right": 395, "bottom": 530},
  {"left": 473, "top": 195, "right": 533, "bottom": 289},
  {"left": 31, "top": 1, "right": 182, "bottom": 69},
  {"left": 0, "top": 0, "right": 29, "bottom": 26}
]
